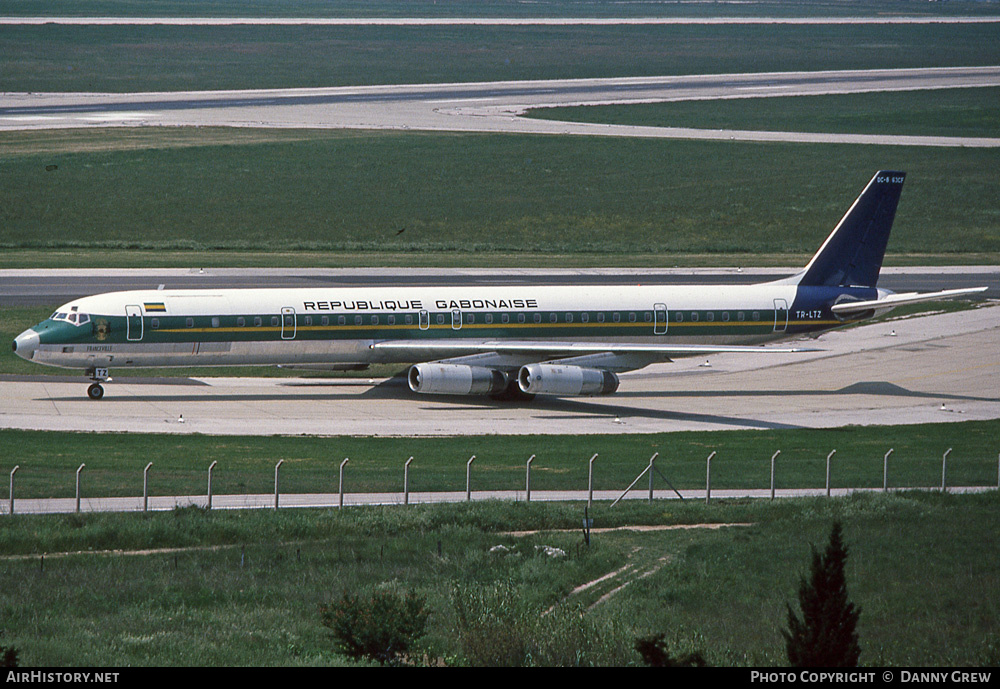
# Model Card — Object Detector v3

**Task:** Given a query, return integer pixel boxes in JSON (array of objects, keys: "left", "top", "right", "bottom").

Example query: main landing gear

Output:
[{"left": 86, "top": 367, "right": 110, "bottom": 401}]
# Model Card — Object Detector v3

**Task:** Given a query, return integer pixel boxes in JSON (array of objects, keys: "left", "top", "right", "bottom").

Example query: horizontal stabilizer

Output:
[{"left": 830, "top": 287, "right": 988, "bottom": 315}]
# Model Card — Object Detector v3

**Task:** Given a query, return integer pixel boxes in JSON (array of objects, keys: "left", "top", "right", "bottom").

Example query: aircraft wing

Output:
[
  {"left": 830, "top": 287, "right": 988, "bottom": 315},
  {"left": 372, "top": 340, "right": 818, "bottom": 358}
]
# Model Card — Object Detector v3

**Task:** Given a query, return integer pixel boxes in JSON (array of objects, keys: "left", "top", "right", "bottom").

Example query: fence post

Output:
[
  {"left": 404, "top": 456, "right": 413, "bottom": 505},
  {"left": 588, "top": 453, "right": 598, "bottom": 509},
  {"left": 883, "top": 449, "right": 893, "bottom": 492},
  {"left": 9, "top": 466, "right": 18, "bottom": 515},
  {"left": 648, "top": 452, "right": 659, "bottom": 503},
  {"left": 339, "top": 458, "right": 349, "bottom": 508},
  {"left": 143, "top": 462, "right": 153, "bottom": 512},
  {"left": 770, "top": 451, "right": 780, "bottom": 500},
  {"left": 76, "top": 463, "right": 86, "bottom": 513},
  {"left": 207, "top": 460, "right": 217, "bottom": 510},
  {"left": 705, "top": 451, "right": 716, "bottom": 505},
  {"left": 466, "top": 455, "right": 475, "bottom": 501},
  {"left": 525, "top": 455, "right": 535, "bottom": 502},
  {"left": 826, "top": 450, "right": 836, "bottom": 497},
  {"left": 941, "top": 448, "right": 952, "bottom": 492},
  {"left": 274, "top": 459, "right": 284, "bottom": 510}
]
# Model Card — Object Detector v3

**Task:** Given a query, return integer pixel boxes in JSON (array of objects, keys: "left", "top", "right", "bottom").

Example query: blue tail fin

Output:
[{"left": 796, "top": 171, "right": 905, "bottom": 288}]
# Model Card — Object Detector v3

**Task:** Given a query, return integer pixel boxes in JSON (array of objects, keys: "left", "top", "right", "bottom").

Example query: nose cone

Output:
[{"left": 12, "top": 329, "right": 40, "bottom": 361}]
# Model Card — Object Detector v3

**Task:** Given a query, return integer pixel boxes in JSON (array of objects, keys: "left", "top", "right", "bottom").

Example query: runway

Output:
[
  {"left": 2, "top": 266, "right": 998, "bottom": 306},
  {"left": 2, "top": 302, "right": 998, "bottom": 437},
  {"left": 3, "top": 67, "right": 1000, "bottom": 147}
]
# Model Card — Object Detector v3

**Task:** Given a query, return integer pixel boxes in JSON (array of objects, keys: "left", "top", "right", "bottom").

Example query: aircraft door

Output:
[
  {"left": 654, "top": 303, "right": 668, "bottom": 335},
  {"left": 126, "top": 305, "right": 143, "bottom": 341},
  {"left": 773, "top": 299, "right": 788, "bottom": 333},
  {"left": 281, "top": 307, "right": 296, "bottom": 340}
]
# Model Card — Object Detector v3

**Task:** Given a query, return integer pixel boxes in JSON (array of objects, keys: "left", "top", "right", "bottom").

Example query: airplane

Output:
[{"left": 12, "top": 170, "right": 987, "bottom": 401}]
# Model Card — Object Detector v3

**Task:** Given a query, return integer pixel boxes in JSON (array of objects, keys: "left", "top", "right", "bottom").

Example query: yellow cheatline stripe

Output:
[{"left": 148, "top": 319, "right": 835, "bottom": 335}]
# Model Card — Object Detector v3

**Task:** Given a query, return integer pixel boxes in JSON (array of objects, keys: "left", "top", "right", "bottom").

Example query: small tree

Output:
[
  {"left": 783, "top": 521, "right": 861, "bottom": 667},
  {"left": 320, "top": 588, "right": 430, "bottom": 666}
]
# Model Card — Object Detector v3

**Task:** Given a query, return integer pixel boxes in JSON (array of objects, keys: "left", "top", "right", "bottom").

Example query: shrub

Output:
[
  {"left": 320, "top": 587, "right": 430, "bottom": 666},
  {"left": 634, "top": 633, "right": 708, "bottom": 667}
]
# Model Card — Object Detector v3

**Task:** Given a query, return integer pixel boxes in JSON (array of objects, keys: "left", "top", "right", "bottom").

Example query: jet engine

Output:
[
  {"left": 517, "top": 364, "right": 619, "bottom": 396},
  {"left": 407, "top": 363, "right": 509, "bottom": 395}
]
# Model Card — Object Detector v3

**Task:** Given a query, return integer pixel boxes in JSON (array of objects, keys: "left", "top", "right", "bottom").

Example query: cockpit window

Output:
[{"left": 50, "top": 311, "right": 90, "bottom": 326}]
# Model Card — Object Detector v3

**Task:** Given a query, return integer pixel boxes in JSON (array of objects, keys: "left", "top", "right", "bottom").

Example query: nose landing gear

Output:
[{"left": 86, "top": 367, "right": 110, "bottom": 401}]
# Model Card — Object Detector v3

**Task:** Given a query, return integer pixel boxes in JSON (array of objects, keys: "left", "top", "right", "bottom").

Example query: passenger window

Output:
[
  {"left": 706, "top": 312, "right": 715, "bottom": 322},
  {"left": 752, "top": 311, "right": 760, "bottom": 321},
  {"left": 722, "top": 312, "right": 730, "bottom": 322},
  {"left": 305, "top": 316, "right": 313, "bottom": 326},
  {"left": 321, "top": 316, "right": 329, "bottom": 326},
  {"left": 644, "top": 312, "right": 652, "bottom": 322},
  {"left": 581, "top": 313, "right": 589, "bottom": 323},
  {"left": 387, "top": 315, "right": 395, "bottom": 326},
  {"left": 613, "top": 313, "right": 621, "bottom": 323},
  {"left": 271, "top": 316, "right": 279, "bottom": 327},
  {"left": 151, "top": 318, "right": 160, "bottom": 329},
  {"left": 211, "top": 317, "right": 220, "bottom": 328},
  {"left": 338, "top": 316, "right": 346, "bottom": 326},
  {"left": 255, "top": 317, "right": 263, "bottom": 327},
  {"left": 597, "top": 313, "right": 605, "bottom": 323},
  {"left": 676, "top": 312, "right": 684, "bottom": 322},
  {"left": 628, "top": 313, "right": 636, "bottom": 323},
  {"left": 566, "top": 313, "right": 573, "bottom": 323},
  {"left": 186, "top": 318, "right": 194, "bottom": 328},
  {"left": 436, "top": 314, "right": 445, "bottom": 325},
  {"left": 533, "top": 314, "right": 542, "bottom": 323},
  {"left": 738, "top": 312, "right": 745, "bottom": 322},
  {"left": 549, "top": 313, "right": 557, "bottom": 323},
  {"left": 467, "top": 314, "right": 475, "bottom": 324},
  {"left": 371, "top": 315, "right": 379, "bottom": 325},
  {"left": 502, "top": 314, "right": 510, "bottom": 324},
  {"left": 237, "top": 317, "right": 245, "bottom": 327},
  {"left": 355, "top": 316, "right": 363, "bottom": 326},
  {"left": 517, "top": 314, "right": 525, "bottom": 323},
  {"left": 691, "top": 312, "right": 699, "bottom": 322},
  {"left": 404, "top": 315, "right": 412, "bottom": 325},
  {"left": 485, "top": 314, "right": 493, "bottom": 324}
]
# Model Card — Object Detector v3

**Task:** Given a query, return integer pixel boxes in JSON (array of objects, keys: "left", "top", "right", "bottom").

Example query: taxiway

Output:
[
  {"left": 4, "top": 67, "right": 1000, "bottom": 147},
  {"left": 2, "top": 302, "right": 997, "bottom": 437}
]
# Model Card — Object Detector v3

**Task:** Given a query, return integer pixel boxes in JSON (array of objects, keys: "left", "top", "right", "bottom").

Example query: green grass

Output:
[
  {"left": 0, "top": 493, "right": 997, "bottom": 665},
  {"left": 4, "top": 0, "right": 999, "bottom": 19},
  {"left": 1, "top": 421, "right": 997, "bottom": 500},
  {"left": 4, "top": 23, "right": 1000, "bottom": 92},
  {"left": 530, "top": 87, "right": 1000, "bottom": 139},
  {"left": 3, "top": 128, "right": 999, "bottom": 259}
]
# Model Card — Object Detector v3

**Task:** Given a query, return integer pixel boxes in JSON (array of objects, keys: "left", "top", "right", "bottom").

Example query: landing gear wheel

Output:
[
  {"left": 490, "top": 377, "right": 535, "bottom": 403},
  {"left": 87, "top": 383, "right": 105, "bottom": 401}
]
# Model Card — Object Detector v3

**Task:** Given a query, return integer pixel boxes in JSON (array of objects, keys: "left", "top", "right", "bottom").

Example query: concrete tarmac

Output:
[{"left": 2, "top": 302, "right": 998, "bottom": 437}]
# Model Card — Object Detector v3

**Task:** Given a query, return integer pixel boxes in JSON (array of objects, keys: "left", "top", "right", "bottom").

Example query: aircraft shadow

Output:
[{"left": 40, "top": 379, "right": 994, "bottom": 432}]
